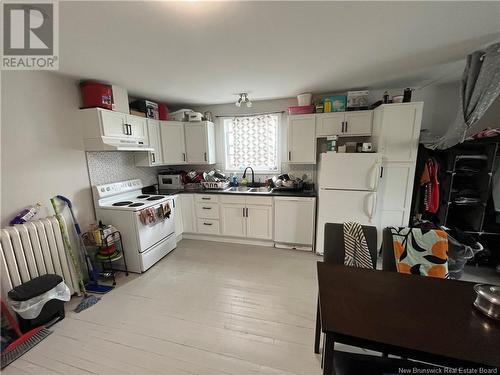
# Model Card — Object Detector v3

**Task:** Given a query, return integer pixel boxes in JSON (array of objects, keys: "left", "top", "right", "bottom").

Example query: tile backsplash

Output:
[
  {"left": 86, "top": 151, "right": 162, "bottom": 187},
  {"left": 86, "top": 152, "right": 317, "bottom": 189}
]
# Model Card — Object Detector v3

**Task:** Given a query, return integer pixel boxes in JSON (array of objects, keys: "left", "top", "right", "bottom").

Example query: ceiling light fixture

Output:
[{"left": 235, "top": 93, "right": 252, "bottom": 108}]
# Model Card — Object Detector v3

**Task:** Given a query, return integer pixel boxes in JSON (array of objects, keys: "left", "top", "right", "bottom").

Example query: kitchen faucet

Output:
[{"left": 242, "top": 167, "right": 255, "bottom": 187}]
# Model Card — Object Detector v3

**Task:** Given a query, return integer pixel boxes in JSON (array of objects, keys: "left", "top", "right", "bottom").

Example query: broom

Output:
[
  {"left": 56, "top": 195, "right": 113, "bottom": 295},
  {"left": 50, "top": 198, "right": 100, "bottom": 312},
  {"left": 1, "top": 300, "right": 52, "bottom": 369}
]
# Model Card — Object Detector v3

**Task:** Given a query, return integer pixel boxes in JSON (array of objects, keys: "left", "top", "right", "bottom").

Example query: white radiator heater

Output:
[{"left": 0, "top": 216, "right": 81, "bottom": 298}]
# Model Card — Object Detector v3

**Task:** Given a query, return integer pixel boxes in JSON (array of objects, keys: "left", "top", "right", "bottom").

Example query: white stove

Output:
[{"left": 93, "top": 179, "right": 177, "bottom": 273}]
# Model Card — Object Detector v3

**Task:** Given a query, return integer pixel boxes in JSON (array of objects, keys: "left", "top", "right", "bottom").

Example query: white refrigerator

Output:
[{"left": 316, "top": 152, "right": 382, "bottom": 254}]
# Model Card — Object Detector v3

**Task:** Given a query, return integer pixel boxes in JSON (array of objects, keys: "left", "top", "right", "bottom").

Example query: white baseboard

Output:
[
  {"left": 274, "top": 242, "right": 313, "bottom": 251},
  {"left": 182, "top": 233, "right": 274, "bottom": 247}
]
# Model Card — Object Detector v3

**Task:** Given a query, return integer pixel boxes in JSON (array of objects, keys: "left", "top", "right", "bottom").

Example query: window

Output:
[{"left": 222, "top": 114, "right": 280, "bottom": 173}]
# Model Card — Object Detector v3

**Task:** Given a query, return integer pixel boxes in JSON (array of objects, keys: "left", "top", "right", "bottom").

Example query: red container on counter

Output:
[
  {"left": 288, "top": 104, "right": 315, "bottom": 115},
  {"left": 158, "top": 103, "right": 169, "bottom": 120},
  {"left": 80, "top": 81, "right": 113, "bottom": 110}
]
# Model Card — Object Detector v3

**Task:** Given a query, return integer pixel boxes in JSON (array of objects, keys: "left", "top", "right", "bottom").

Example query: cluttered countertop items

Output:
[{"left": 151, "top": 169, "right": 316, "bottom": 197}]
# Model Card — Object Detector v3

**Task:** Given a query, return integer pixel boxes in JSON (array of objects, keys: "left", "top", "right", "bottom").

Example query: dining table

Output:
[{"left": 316, "top": 263, "right": 500, "bottom": 374}]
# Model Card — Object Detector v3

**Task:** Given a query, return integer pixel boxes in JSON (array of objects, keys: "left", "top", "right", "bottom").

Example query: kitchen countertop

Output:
[{"left": 157, "top": 188, "right": 316, "bottom": 198}]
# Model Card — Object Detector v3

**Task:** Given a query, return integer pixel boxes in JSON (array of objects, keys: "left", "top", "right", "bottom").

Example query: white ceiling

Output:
[{"left": 58, "top": 1, "right": 500, "bottom": 105}]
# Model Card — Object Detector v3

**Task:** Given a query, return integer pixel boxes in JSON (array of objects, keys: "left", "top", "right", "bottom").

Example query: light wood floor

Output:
[{"left": 4, "top": 240, "right": 326, "bottom": 375}]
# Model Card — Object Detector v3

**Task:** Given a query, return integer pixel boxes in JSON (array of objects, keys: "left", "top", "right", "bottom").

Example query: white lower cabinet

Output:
[
  {"left": 220, "top": 196, "right": 273, "bottom": 240},
  {"left": 179, "top": 194, "right": 196, "bottom": 233},
  {"left": 220, "top": 203, "right": 246, "bottom": 237},
  {"left": 197, "top": 219, "right": 220, "bottom": 235},
  {"left": 246, "top": 205, "right": 273, "bottom": 240}
]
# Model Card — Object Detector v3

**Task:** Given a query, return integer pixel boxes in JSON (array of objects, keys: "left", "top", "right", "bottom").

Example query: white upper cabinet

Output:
[
  {"left": 315, "top": 110, "right": 373, "bottom": 137},
  {"left": 79, "top": 108, "right": 151, "bottom": 151},
  {"left": 344, "top": 111, "right": 373, "bottom": 136},
  {"left": 98, "top": 110, "right": 147, "bottom": 142},
  {"left": 372, "top": 103, "right": 423, "bottom": 162},
  {"left": 287, "top": 114, "right": 316, "bottom": 164},
  {"left": 315, "top": 113, "right": 344, "bottom": 137},
  {"left": 135, "top": 120, "right": 163, "bottom": 166},
  {"left": 184, "top": 121, "right": 216, "bottom": 164},
  {"left": 161, "top": 121, "right": 187, "bottom": 165},
  {"left": 100, "top": 110, "right": 129, "bottom": 138},
  {"left": 126, "top": 115, "right": 148, "bottom": 142}
]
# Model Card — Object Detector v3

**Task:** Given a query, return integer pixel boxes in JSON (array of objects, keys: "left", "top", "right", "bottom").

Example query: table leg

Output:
[
  {"left": 314, "top": 296, "right": 321, "bottom": 354},
  {"left": 323, "top": 333, "right": 335, "bottom": 375}
]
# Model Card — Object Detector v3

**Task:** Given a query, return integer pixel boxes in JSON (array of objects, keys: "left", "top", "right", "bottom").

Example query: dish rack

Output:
[{"left": 202, "top": 181, "right": 230, "bottom": 190}]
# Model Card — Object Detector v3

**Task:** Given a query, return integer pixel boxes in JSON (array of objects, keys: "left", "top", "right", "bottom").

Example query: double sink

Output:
[{"left": 224, "top": 186, "right": 272, "bottom": 194}]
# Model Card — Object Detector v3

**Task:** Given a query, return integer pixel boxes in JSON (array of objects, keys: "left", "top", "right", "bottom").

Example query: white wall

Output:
[{"left": 1, "top": 71, "right": 94, "bottom": 228}]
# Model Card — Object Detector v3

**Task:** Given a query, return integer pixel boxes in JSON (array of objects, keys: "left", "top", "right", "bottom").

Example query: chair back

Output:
[
  {"left": 382, "top": 228, "right": 398, "bottom": 272},
  {"left": 323, "top": 223, "right": 377, "bottom": 268}
]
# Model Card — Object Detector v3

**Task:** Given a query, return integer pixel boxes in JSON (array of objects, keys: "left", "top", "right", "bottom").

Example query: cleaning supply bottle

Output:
[{"left": 9, "top": 203, "right": 42, "bottom": 225}]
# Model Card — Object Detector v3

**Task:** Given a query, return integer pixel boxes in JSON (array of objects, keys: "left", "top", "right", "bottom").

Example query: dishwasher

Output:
[{"left": 274, "top": 196, "right": 316, "bottom": 251}]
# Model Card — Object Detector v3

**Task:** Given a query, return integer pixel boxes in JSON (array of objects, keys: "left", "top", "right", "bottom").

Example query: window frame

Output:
[{"left": 221, "top": 113, "right": 282, "bottom": 174}]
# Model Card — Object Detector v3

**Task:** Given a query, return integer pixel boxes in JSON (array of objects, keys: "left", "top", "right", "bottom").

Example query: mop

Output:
[
  {"left": 56, "top": 195, "right": 114, "bottom": 294},
  {"left": 50, "top": 198, "right": 100, "bottom": 312}
]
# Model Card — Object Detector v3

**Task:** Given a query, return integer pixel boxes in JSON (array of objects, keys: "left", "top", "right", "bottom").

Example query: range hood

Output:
[{"left": 83, "top": 136, "right": 154, "bottom": 152}]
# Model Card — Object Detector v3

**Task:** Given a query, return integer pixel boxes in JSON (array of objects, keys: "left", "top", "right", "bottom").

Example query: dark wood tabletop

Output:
[{"left": 317, "top": 263, "right": 500, "bottom": 369}]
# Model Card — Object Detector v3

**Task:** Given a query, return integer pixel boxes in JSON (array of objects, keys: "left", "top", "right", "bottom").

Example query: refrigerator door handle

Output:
[
  {"left": 373, "top": 162, "right": 381, "bottom": 191},
  {"left": 369, "top": 162, "right": 380, "bottom": 190},
  {"left": 369, "top": 192, "right": 377, "bottom": 221},
  {"left": 364, "top": 192, "right": 377, "bottom": 222}
]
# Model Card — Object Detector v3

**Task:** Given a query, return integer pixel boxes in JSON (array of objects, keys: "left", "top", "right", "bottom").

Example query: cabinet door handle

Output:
[
  {"left": 341, "top": 121, "right": 345, "bottom": 133},
  {"left": 203, "top": 222, "right": 213, "bottom": 226},
  {"left": 128, "top": 124, "right": 133, "bottom": 135},
  {"left": 182, "top": 153, "right": 186, "bottom": 162},
  {"left": 202, "top": 207, "right": 211, "bottom": 210},
  {"left": 345, "top": 121, "right": 348, "bottom": 132},
  {"left": 201, "top": 197, "right": 210, "bottom": 200},
  {"left": 246, "top": 208, "right": 249, "bottom": 217},
  {"left": 288, "top": 151, "right": 291, "bottom": 161},
  {"left": 204, "top": 152, "right": 207, "bottom": 162},
  {"left": 380, "top": 166, "right": 384, "bottom": 178},
  {"left": 151, "top": 153, "right": 155, "bottom": 163},
  {"left": 243, "top": 207, "right": 245, "bottom": 217},
  {"left": 123, "top": 123, "right": 128, "bottom": 135}
]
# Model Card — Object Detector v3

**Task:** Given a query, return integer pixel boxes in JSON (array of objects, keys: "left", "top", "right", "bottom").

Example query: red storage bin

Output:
[
  {"left": 158, "top": 103, "right": 169, "bottom": 120},
  {"left": 80, "top": 81, "right": 113, "bottom": 110},
  {"left": 288, "top": 104, "right": 315, "bottom": 115}
]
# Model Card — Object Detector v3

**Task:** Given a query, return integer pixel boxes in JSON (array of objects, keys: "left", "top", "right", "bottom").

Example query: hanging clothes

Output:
[{"left": 420, "top": 158, "right": 440, "bottom": 214}]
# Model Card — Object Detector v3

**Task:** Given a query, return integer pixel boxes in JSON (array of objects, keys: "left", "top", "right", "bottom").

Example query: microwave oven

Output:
[{"left": 158, "top": 174, "right": 183, "bottom": 190}]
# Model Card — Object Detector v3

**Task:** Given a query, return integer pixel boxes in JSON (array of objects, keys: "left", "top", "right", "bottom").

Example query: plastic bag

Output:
[{"left": 8, "top": 281, "right": 70, "bottom": 319}]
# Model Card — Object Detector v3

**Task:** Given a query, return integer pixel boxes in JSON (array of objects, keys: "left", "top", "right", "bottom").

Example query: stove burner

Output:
[
  {"left": 147, "top": 196, "right": 165, "bottom": 201},
  {"left": 112, "top": 201, "right": 133, "bottom": 206},
  {"left": 129, "top": 203, "right": 145, "bottom": 207},
  {"left": 137, "top": 195, "right": 150, "bottom": 199}
]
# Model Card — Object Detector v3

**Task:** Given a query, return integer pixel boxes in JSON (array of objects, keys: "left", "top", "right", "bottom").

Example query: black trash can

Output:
[{"left": 8, "top": 274, "right": 67, "bottom": 333}]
